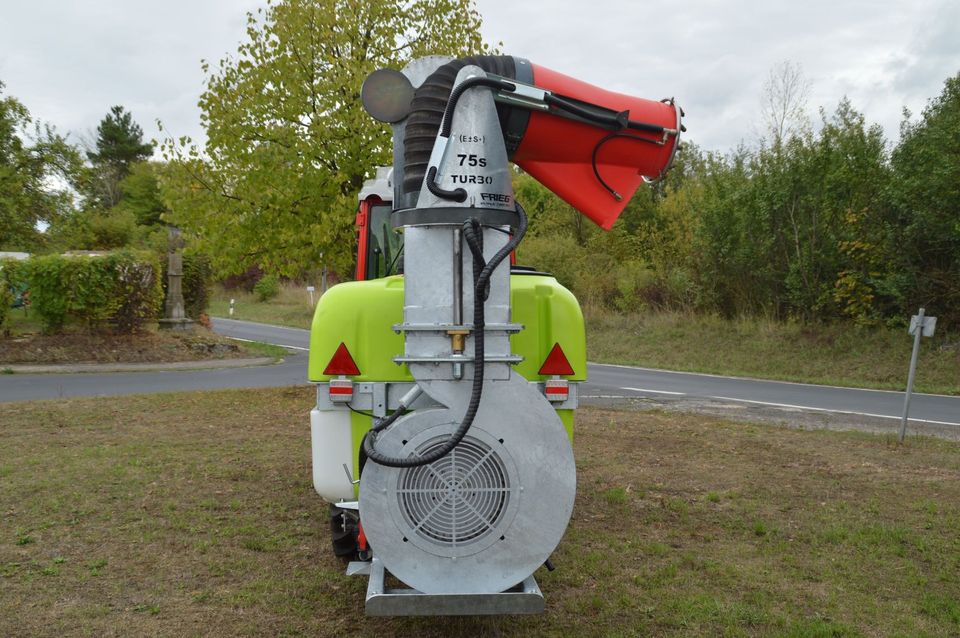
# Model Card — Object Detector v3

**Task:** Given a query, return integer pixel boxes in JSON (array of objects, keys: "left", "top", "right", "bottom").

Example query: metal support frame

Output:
[
  {"left": 315, "top": 380, "right": 579, "bottom": 412},
  {"left": 360, "top": 558, "right": 544, "bottom": 616}
]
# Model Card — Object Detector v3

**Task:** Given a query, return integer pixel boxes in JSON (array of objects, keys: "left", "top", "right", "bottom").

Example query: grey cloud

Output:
[
  {"left": 477, "top": 0, "right": 959, "bottom": 149},
  {"left": 1, "top": 0, "right": 957, "bottom": 156}
]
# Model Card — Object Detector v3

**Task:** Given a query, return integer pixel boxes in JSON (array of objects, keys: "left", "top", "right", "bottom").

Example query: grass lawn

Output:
[
  {"left": 210, "top": 283, "right": 316, "bottom": 330},
  {"left": 587, "top": 309, "right": 960, "bottom": 396},
  {"left": 2, "top": 388, "right": 959, "bottom": 636}
]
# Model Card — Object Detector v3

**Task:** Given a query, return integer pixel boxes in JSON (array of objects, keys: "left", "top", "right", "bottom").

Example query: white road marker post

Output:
[
  {"left": 229, "top": 298, "right": 235, "bottom": 317},
  {"left": 900, "top": 307, "right": 937, "bottom": 442},
  {"left": 307, "top": 285, "right": 315, "bottom": 306}
]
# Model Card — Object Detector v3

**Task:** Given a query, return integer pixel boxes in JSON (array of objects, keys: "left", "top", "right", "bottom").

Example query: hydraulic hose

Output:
[
  {"left": 439, "top": 77, "right": 516, "bottom": 139},
  {"left": 362, "top": 203, "right": 529, "bottom": 468}
]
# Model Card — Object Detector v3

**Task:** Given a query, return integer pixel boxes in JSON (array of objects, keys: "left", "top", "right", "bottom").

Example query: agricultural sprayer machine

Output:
[{"left": 307, "top": 54, "right": 682, "bottom": 615}]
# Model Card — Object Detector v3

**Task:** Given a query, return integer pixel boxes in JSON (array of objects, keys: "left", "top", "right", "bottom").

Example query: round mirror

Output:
[{"left": 361, "top": 69, "right": 414, "bottom": 124}]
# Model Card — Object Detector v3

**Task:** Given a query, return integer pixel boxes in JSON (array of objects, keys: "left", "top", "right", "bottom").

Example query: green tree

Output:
[
  {"left": 85, "top": 106, "right": 153, "bottom": 208},
  {"left": 118, "top": 161, "right": 167, "bottom": 227},
  {"left": 160, "top": 0, "right": 495, "bottom": 278},
  {"left": 889, "top": 73, "right": 960, "bottom": 323},
  {"left": 49, "top": 207, "right": 139, "bottom": 251},
  {"left": 48, "top": 161, "right": 170, "bottom": 252},
  {"left": 0, "top": 81, "right": 81, "bottom": 250}
]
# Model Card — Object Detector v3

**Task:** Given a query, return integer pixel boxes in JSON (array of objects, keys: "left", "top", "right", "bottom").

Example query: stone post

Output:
[{"left": 158, "top": 225, "right": 194, "bottom": 331}]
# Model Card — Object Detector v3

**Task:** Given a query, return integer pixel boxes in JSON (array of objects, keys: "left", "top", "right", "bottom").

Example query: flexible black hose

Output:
[
  {"left": 544, "top": 93, "right": 667, "bottom": 136},
  {"left": 439, "top": 77, "right": 516, "bottom": 138},
  {"left": 362, "top": 203, "right": 528, "bottom": 468},
  {"left": 426, "top": 165, "right": 466, "bottom": 202},
  {"left": 590, "top": 131, "right": 661, "bottom": 201}
]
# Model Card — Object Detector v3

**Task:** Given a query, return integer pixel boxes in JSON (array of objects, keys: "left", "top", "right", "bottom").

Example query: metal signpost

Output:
[{"left": 899, "top": 307, "right": 937, "bottom": 442}]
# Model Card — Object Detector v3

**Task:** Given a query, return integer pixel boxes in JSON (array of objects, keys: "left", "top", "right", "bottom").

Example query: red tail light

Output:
[
  {"left": 328, "top": 378, "right": 354, "bottom": 403},
  {"left": 323, "top": 342, "right": 361, "bottom": 376},
  {"left": 539, "top": 343, "right": 575, "bottom": 376},
  {"left": 544, "top": 378, "right": 569, "bottom": 402}
]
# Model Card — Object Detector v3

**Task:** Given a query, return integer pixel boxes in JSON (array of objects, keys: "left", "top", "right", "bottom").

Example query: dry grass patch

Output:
[{"left": 1, "top": 388, "right": 959, "bottom": 636}]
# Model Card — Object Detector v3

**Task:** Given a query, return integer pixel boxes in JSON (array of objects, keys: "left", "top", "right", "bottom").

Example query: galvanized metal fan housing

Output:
[{"left": 359, "top": 376, "right": 576, "bottom": 595}]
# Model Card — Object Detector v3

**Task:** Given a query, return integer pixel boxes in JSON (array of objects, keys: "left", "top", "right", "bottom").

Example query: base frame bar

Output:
[{"left": 360, "top": 558, "right": 544, "bottom": 616}]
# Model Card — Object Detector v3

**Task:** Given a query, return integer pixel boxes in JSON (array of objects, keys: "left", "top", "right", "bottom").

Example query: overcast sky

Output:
[{"left": 1, "top": 0, "right": 957, "bottom": 155}]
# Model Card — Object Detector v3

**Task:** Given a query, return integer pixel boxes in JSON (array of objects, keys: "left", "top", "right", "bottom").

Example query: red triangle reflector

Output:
[
  {"left": 323, "top": 342, "right": 361, "bottom": 376},
  {"left": 539, "top": 343, "right": 575, "bottom": 376}
]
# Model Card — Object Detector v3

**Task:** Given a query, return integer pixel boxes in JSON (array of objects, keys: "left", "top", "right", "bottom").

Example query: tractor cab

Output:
[{"left": 354, "top": 167, "right": 402, "bottom": 282}]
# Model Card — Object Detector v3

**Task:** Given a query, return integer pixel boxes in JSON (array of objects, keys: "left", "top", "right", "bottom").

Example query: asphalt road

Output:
[
  {"left": 0, "top": 318, "right": 309, "bottom": 403},
  {"left": 210, "top": 317, "right": 311, "bottom": 351},
  {"left": 583, "top": 363, "right": 960, "bottom": 428},
  {"left": 2, "top": 317, "right": 958, "bottom": 434}
]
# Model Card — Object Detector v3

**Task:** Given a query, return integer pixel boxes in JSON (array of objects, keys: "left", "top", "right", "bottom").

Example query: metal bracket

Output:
[
  {"left": 393, "top": 322, "right": 524, "bottom": 333},
  {"left": 489, "top": 74, "right": 550, "bottom": 112},
  {"left": 363, "top": 558, "right": 544, "bottom": 616},
  {"left": 346, "top": 560, "right": 371, "bottom": 577},
  {"left": 393, "top": 354, "right": 523, "bottom": 365},
  {"left": 316, "top": 380, "right": 576, "bottom": 411}
]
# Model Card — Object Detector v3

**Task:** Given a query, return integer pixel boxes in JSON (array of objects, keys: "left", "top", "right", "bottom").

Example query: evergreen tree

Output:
[{"left": 86, "top": 106, "right": 153, "bottom": 208}]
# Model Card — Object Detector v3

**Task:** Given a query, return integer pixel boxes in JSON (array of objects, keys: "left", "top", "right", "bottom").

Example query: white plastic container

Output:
[{"left": 310, "top": 408, "right": 355, "bottom": 502}]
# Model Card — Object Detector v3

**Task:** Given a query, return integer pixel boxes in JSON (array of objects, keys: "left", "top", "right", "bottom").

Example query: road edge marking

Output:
[
  {"left": 619, "top": 387, "right": 686, "bottom": 396},
  {"left": 706, "top": 395, "right": 960, "bottom": 427},
  {"left": 228, "top": 336, "right": 309, "bottom": 352}
]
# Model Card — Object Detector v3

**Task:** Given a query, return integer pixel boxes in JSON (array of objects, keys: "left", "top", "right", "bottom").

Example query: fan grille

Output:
[{"left": 397, "top": 436, "right": 510, "bottom": 547}]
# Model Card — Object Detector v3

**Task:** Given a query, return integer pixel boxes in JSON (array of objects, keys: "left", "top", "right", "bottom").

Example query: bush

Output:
[
  {"left": 1, "top": 259, "right": 28, "bottom": 334},
  {"left": 68, "top": 254, "right": 119, "bottom": 329},
  {"left": 0, "top": 278, "right": 11, "bottom": 334},
  {"left": 221, "top": 265, "right": 264, "bottom": 292},
  {"left": 253, "top": 274, "right": 280, "bottom": 302},
  {"left": 28, "top": 255, "right": 73, "bottom": 332},
  {"left": 183, "top": 254, "right": 213, "bottom": 319},
  {"left": 516, "top": 235, "right": 585, "bottom": 292},
  {"left": 614, "top": 261, "right": 657, "bottom": 312},
  {"left": 24, "top": 252, "right": 162, "bottom": 334},
  {"left": 111, "top": 251, "right": 163, "bottom": 333},
  {"left": 0, "top": 259, "right": 28, "bottom": 302}
]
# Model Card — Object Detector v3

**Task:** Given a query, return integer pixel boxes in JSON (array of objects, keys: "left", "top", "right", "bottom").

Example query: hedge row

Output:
[
  {"left": 0, "top": 278, "right": 11, "bottom": 333},
  {"left": 0, "top": 259, "right": 28, "bottom": 334},
  {"left": 1, "top": 251, "right": 163, "bottom": 334}
]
